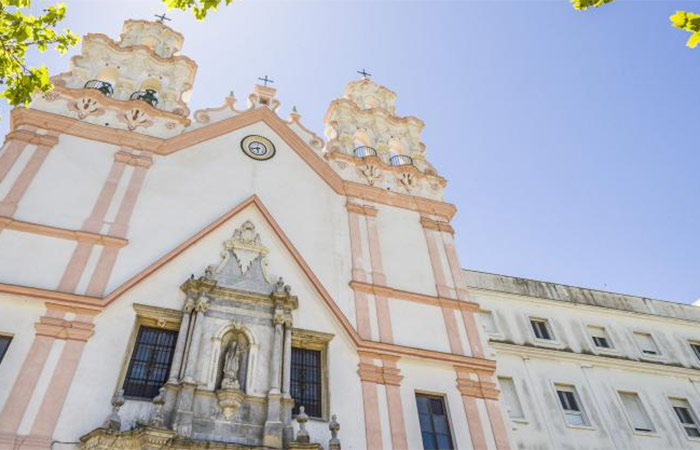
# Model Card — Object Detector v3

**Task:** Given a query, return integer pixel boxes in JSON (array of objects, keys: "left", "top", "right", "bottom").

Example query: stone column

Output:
[
  {"left": 168, "top": 297, "right": 195, "bottom": 383},
  {"left": 173, "top": 293, "right": 208, "bottom": 437},
  {"left": 282, "top": 317, "right": 292, "bottom": 396},
  {"left": 263, "top": 309, "right": 286, "bottom": 448},
  {"left": 281, "top": 316, "right": 294, "bottom": 446},
  {"left": 269, "top": 310, "right": 284, "bottom": 394}
]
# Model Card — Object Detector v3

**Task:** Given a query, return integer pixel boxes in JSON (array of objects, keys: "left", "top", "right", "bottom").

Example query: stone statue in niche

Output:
[
  {"left": 216, "top": 331, "right": 249, "bottom": 420},
  {"left": 222, "top": 339, "right": 241, "bottom": 390}
]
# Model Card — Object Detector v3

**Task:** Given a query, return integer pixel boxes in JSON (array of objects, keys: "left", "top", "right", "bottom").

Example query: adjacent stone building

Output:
[{"left": 0, "top": 18, "right": 698, "bottom": 450}]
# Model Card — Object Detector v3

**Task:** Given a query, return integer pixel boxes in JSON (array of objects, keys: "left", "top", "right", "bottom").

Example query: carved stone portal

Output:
[{"left": 82, "top": 221, "right": 301, "bottom": 449}]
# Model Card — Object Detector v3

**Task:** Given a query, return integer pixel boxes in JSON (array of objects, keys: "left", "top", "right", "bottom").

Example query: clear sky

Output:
[{"left": 2, "top": 0, "right": 698, "bottom": 303}]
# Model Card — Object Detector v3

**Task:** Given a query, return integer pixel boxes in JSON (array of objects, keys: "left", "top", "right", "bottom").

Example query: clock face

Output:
[{"left": 241, "top": 135, "right": 275, "bottom": 161}]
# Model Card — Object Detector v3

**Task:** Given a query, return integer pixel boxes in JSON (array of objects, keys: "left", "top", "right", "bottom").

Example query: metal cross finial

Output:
[
  {"left": 357, "top": 68, "right": 372, "bottom": 80},
  {"left": 258, "top": 75, "right": 274, "bottom": 87},
  {"left": 154, "top": 13, "right": 171, "bottom": 24}
]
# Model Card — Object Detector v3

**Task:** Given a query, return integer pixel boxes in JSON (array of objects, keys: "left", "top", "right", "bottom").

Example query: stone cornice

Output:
[
  {"left": 491, "top": 341, "right": 700, "bottom": 379},
  {"left": 10, "top": 107, "right": 458, "bottom": 220},
  {"left": 419, "top": 216, "right": 454, "bottom": 234},
  {"left": 0, "top": 282, "right": 103, "bottom": 309},
  {"left": 357, "top": 362, "right": 403, "bottom": 386},
  {"left": 350, "top": 280, "right": 479, "bottom": 312},
  {"left": 0, "top": 216, "right": 128, "bottom": 247},
  {"left": 34, "top": 316, "right": 95, "bottom": 341},
  {"left": 345, "top": 201, "right": 378, "bottom": 217},
  {"left": 4, "top": 129, "right": 59, "bottom": 147},
  {"left": 469, "top": 285, "right": 700, "bottom": 328}
]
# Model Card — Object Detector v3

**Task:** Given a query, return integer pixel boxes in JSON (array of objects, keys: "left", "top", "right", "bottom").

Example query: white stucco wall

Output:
[{"left": 477, "top": 289, "right": 700, "bottom": 450}]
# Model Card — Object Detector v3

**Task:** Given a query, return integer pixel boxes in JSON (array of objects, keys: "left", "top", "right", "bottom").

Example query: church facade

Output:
[{"left": 0, "top": 19, "right": 698, "bottom": 450}]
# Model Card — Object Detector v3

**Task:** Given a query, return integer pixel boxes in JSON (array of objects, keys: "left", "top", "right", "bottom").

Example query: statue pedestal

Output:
[
  {"left": 216, "top": 388, "right": 245, "bottom": 420},
  {"left": 288, "top": 443, "right": 321, "bottom": 450}
]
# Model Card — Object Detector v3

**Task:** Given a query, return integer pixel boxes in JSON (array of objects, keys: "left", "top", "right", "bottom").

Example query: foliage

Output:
[
  {"left": 0, "top": 0, "right": 79, "bottom": 118},
  {"left": 670, "top": 11, "right": 700, "bottom": 48},
  {"left": 571, "top": 0, "right": 700, "bottom": 50},
  {"left": 162, "top": 0, "right": 235, "bottom": 20},
  {"left": 571, "top": 0, "right": 615, "bottom": 11}
]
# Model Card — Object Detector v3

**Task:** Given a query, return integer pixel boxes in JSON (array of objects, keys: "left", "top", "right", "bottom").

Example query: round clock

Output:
[{"left": 241, "top": 135, "right": 276, "bottom": 161}]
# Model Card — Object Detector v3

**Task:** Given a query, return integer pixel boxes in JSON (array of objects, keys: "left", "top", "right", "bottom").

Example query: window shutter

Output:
[
  {"left": 619, "top": 392, "right": 653, "bottom": 432},
  {"left": 498, "top": 377, "right": 524, "bottom": 419}
]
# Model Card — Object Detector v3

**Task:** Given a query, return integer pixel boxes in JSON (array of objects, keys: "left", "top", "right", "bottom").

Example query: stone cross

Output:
[
  {"left": 258, "top": 75, "right": 274, "bottom": 87},
  {"left": 357, "top": 69, "right": 372, "bottom": 80},
  {"left": 154, "top": 13, "right": 171, "bottom": 23}
]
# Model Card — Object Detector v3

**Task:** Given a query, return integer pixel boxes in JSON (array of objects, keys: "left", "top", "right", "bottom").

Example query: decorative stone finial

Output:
[
  {"left": 149, "top": 387, "right": 166, "bottom": 427},
  {"left": 329, "top": 414, "right": 341, "bottom": 450},
  {"left": 295, "top": 406, "right": 310, "bottom": 444},
  {"left": 103, "top": 389, "right": 125, "bottom": 431}
]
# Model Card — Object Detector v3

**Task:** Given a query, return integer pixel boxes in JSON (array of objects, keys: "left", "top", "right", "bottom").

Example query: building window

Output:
[
  {"left": 498, "top": 377, "right": 525, "bottom": 420},
  {"left": 0, "top": 335, "right": 12, "bottom": 364},
  {"left": 633, "top": 332, "right": 660, "bottom": 356},
  {"left": 416, "top": 393, "right": 454, "bottom": 450},
  {"left": 291, "top": 347, "right": 322, "bottom": 418},
  {"left": 619, "top": 392, "right": 654, "bottom": 432},
  {"left": 670, "top": 398, "right": 700, "bottom": 438},
  {"left": 530, "top": 318, "right": 553, "bottom": 340},
  {"left": 479, "top": 310, "right": 498, "bottom": 334},
  {"left": 123, "top": 326, "right": 178, "bottom": 399},
  {"left": 290, "top": 328, "right": 333, "bottom": 419},
  {"left": 587, "top": 325, "right": 612, "bottom": 349},
  {"left": 689, "top": 342, "right": 700, "bottom": 362},
  {"left": 555, "top": 384, "right": 589, "bottom": 426}
]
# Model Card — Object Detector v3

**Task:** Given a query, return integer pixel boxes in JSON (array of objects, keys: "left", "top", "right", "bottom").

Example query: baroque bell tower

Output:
[
  {"left": 323, "top": 78, "right": 446, "bottom": 200},
  {"left": 29, "top": 19, "right": 197, "bottom": 138}
]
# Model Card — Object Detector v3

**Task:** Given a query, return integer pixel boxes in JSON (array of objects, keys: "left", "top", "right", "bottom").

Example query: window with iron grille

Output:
[
  {"left": 123, "top": 326, "right": 177, "bottom": 399},
  {"left": 291, "top": 347, "right": 322, "bottom": 417},
  {"left": 0, "top": 335, "right": 12, "bottom": 364},
  {"left": 416, "top": 393, "right": 454, "bottom": 450}
]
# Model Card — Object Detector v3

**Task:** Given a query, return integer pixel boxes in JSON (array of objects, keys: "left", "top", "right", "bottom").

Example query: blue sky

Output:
[{"left": 2, "top": 0, "right": 698, "bottom": 303}]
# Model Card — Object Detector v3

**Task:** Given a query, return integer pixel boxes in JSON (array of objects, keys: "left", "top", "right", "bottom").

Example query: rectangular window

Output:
[
  {"left": 416, "top": 393, "right": 454, "bottom": 450},
  {"left": 690, "top": 342, "right": 700, "bottom": 362},
  {"left": 555, "top": 384, "right": 589, "bottom": 426},
  {"left": 123, "top": 326, "right": 178, "bottom": 399},
  {"left": 530, "top": 318, "right": 553, "bottom": 340},
  {"left": 291, "top": 347, "right": 322, "bottom": 418},
  {"left": 670, "top": 398, "right": 700, "bottom": 438},
  {"left": 498, "top": 377, "right": 525, "bottom": 420},
  {"left": 633, "top": 332, "right": 660, "bottom": 355},
  {"left": 0, "top": 335, "right": 11, "bottom": 364},
  {"left": 479, "top": 311, "right": 498, "bottom": 334},
  {"left": 588, "top": 326, "right": 612, "bottom": 349},
  {"left": 619, "top": 392, "right": 654, "bottom": 432}
]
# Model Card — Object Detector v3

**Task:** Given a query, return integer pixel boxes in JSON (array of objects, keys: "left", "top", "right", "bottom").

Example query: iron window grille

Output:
[
  {"left": 389, "top": 154, "right": 413, "bottom": 167},
  {"left": 530, "top": 319, "right": 552, "bottom": 340},
  {"left": 416, "top": 393, "right": 454, "bottom": 450},
  {"left": 129, "top": 89, "right": 159, "bottom": 107},
  {"left": 123, "top": 326, "right": 177, "bottom": 399},
  {"left": 291, "top": 347, "right": 322, "bottom": 418},
  {"left": 84, "top": 80, "right": 114, "bottom": 97},
  {"left": 353, "top": 146, "right": 377, "bottom": 158},
  {"left": 0, "top": 335, "right": 11, "bottom": 364}
]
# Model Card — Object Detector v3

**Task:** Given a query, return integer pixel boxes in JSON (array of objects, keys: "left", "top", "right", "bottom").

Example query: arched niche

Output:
[{"left": 210, "top": 323, "right": 258, "bottom": 394}]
